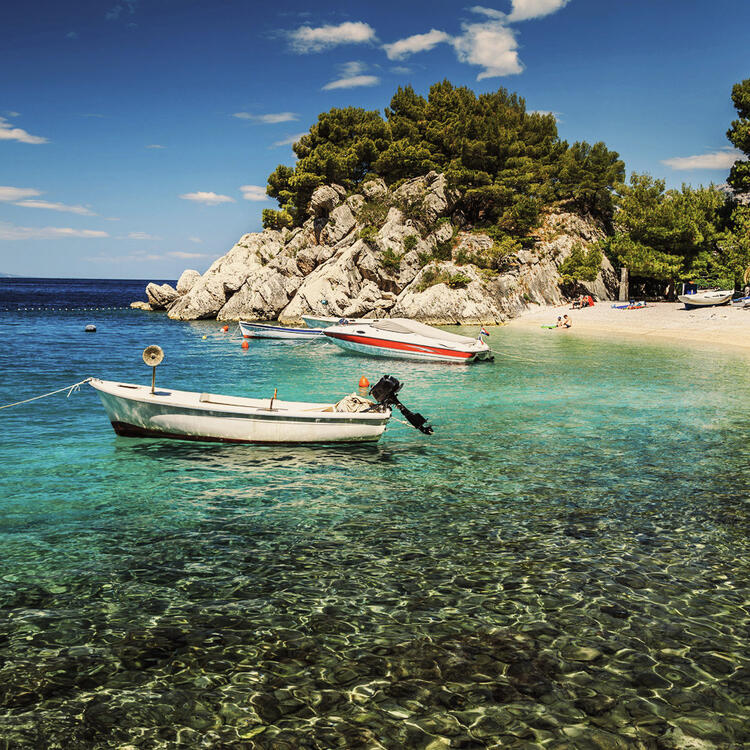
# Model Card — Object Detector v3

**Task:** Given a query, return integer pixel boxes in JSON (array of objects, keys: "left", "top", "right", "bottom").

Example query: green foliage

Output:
[
  {"left": 381, "top": 248, "right": 403, "bottom": 272},
  {"left": 727, "top": 78, "right": 750, "bottom": 194},
  {"left": 265, "top": 80, "right": 624, "bottom": 230},
  {"left": 417, "top": 267, "right": 472, "bottom": 291},
  {"left": 403, "top": 234, "right": 418, "bottom": 252},
  {"left": 261, "top": 208, "right": 294, "bottom": 230},
  {"left": 558, "top": 242, "right": 603, "bottom": 283},
  {"left": 358, "top": 198, "right": 390, "bottom": 228},
  {"left": 433, "top": 238, "right": 453, "bottom": 261},
  {"left": 359, "top": 225, "right": 379, "bottom": 244},
  {"left": 605, "top": 173, "right": 734, "bottom": 284},
  {"left": 455, "top": 234, "right": 520, "bottom": 272},
  {"left": 416, "top": 250, "right": 433, "bottom": 267}
]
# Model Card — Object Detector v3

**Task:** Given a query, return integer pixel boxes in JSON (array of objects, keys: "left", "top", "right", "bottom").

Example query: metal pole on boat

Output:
[{"left": 270, "top": 388, "right": 277, "bottom": 410}]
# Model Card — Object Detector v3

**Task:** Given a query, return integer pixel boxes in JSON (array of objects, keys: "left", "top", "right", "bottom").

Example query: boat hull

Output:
[
  {"left": 90, "top": 380, "right": 388, "bottom": 444},
  {"left": 677, "top": 291, "right": 733, "bottom": 309},
  {"left": 324, "top": 331, "right": 493, "bottom": 363},
  {"left": 239, "top": 322, "right": 324, "bottom": 339}
]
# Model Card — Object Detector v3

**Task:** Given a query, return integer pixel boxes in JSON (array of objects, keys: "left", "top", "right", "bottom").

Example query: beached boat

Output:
[
  {"left": 323, "top": 318, "right": 493, "bottom": 363},
  {"left": 239, "top": 321, "right": 324, "bottom": 339},
  {"left": 677, "top": 290, "right": 734, "bottom": 309},
  {"left": 89, "top": 379, "right": 392, "bottom": 443},
  {"left": 301, "top": 314, "right": 359, "bottom": 329}
]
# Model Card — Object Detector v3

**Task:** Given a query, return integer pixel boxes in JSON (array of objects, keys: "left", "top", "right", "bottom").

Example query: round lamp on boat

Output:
[{"left": 143, "top": 345, "right": 164, "bottom": 367}]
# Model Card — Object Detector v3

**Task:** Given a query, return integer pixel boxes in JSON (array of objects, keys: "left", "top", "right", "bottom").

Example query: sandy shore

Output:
[{"left": 505, "top": 300, "right": 750, "bottom": 351}]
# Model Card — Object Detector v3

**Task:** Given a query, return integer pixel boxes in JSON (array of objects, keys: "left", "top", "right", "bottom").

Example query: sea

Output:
[{"left": 0, "top": 276, "right": 748, "bottom": 748}]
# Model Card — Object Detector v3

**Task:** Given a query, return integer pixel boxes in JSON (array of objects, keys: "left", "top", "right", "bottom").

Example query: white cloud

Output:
[
  {"left": 0, "top": 117, "right": 49, "bottom": 144},
  {"left": 662, "top": 148, "right": 743, "bottom": 171},
  {"left": 232, "top": 112, "right": 298, "bottom": 123},
  {"left": 272, "top": 132, "right": 307, "bottom": 147},
  {"left": 452, "top": 18, "right": 522, "bottom": 79},
  {"left": 188, "top": 236, "right": 202, "bottom": 244},
  {"left": 323, "top": 63, "right": 380, "bottom": 90},
  {"left": 323, "top": 75, "right": 380, "bottom": 90},
  {"left": 289, "top": 21, "right": 376, "bottom": 53},
  {"left": 66, "top": 31, "right": 79, "bottom": 39},
  {"left": 469, "top": 6, "right": 506, "bottom": 20},
  {"left": 239, "top": 185, "right": 269, "bottom": 201},
  {"left": 146, "top": 144, "right": 165, "bottom": 149},
  {"left": 0, "top": 186, "right": 41, "bottom": 202},
  {"left": 0, "top": 222, "right": 108, "bottom": 240},
  {"left": 127, "top": 231, "right": 159, "bottom": 240},
  {"left": 391, "top": 65, "right": 412, "bottom": 74},
  {"left": 13, "top": 199, "right": 96, "bottom": 215},
  {"left": 384, "top": 29, "right": 452, "bottom": 60},
  {"left": 168, "top": 251, "right": 209, "bottom": 259},
  {"left": 179, "top": 191, "right": 235, "bottom": 205},
  {"left": 506, "top": 0, "right": 570, "bottom": 22}
]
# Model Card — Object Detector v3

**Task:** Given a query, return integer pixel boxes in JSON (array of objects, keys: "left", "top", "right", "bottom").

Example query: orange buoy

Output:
[
  {"left": 222, "top": 325, "right": 229, "bottom": 332},
  {"left": 359, "top": 376, "right": 370, "bottom": 389},
  {"left": 241, "top": 340, "right": 249, "bottom": 349}
]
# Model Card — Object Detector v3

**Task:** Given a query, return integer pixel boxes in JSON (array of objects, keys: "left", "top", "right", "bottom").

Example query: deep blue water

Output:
[{"left": 0, "top": 277, "right": 748, "bottom": 748}]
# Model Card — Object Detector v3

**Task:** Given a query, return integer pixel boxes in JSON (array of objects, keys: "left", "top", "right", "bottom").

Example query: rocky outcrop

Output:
[
  {"left": 176, "top": 269, "right": 201, "bottom": 295},
  {"left": 146, "top": 282, "right": 179, "bottom": 310},
  {"left": 136, "top": 173, "right": 616, "bottom": 323}
]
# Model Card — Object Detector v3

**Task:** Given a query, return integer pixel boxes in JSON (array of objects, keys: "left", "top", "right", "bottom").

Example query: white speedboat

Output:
[
  {"left": 239, "top": 321, "right": 323, "bottom": 339},
  {"left": 89, "top": 379, "right": 391, "bottom": 444},
  {"left": 677, "top": 290, "right": 734, "bottom": 309},
  {"left": 301, "top": 314, "right": 359, "bottom": 329},
  {"left": 323, "top": 318, "right": 493, "bottom": 363}
]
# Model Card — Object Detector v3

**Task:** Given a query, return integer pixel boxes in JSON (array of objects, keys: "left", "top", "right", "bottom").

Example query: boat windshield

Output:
[{"left": 371, "top": 318, "right": 477, "bottom": 344}]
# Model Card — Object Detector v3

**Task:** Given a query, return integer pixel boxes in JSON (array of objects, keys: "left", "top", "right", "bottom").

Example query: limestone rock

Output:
[
  {"left": 361, "top": 178, "right": 387, "bottom": 200},
  {"left": 176, "top": 269, "right": 201, "bottom": 295},
  {"left": 146, "top": 282, "right": 179, "bottom": 310},
  {"left": 392, "top": 263, "right": 505, "bottom": 324},
  {"left": 130, "top": 301, "right": 153, "bottom": 311},
  {"left": 308, "top": 185, "right": 341, "bottom": 217},
  {"left": 320, "top": 203, "right": 356, "bottom": 245},
  {"left": 152, "top": 174, "right": 613, "bottom": 325},
  {"left": 168, "top": 231, "right": 285, "bottom": 320}
]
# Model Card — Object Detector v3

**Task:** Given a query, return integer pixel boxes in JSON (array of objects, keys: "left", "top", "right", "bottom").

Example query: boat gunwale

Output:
[{"left": 89, "top": 379, "right": 390, "bottom": 424}]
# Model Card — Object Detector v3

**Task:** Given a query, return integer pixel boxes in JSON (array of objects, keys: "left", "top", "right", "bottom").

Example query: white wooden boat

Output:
[
  {"left": 301, "top": 314, "right": 359, "bottom": 329},
  {"left": 239, "top": 321, "right": 324, "bottom": 339},
  {"left": 89, "top": 379, "right": 391, "bottom": 444},
  {"left": 677, "top": 290, "right": 734, "bottom": 309},
  {"left": 324, "top": 318, "right": 493, "bottom": 363}
]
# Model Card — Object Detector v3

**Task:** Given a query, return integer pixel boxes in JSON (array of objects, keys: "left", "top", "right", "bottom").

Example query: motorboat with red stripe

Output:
[{"left": 323, "top": 318, "right": 493, "bottom": 363}]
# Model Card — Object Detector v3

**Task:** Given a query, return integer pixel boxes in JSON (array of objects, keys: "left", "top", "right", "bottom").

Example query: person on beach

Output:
[
  {"left": 563, "top": 315, "right": 572, "bottom": 328},
  {"left": 555, "top": 316, "right": 564, "bottom": 327}
]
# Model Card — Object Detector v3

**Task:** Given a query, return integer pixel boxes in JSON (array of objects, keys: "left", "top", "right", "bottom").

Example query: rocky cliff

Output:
[{"left": 135, "top": 172, "right": 617, "bottom": 324}]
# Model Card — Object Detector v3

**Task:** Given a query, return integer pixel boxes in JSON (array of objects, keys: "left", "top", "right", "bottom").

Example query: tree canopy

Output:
[
  {"left": 727, "top": 78, "right": 750, "bottom": 195},
  {"left": 265, "top": 81, "right": 624, "bottom": 234}
]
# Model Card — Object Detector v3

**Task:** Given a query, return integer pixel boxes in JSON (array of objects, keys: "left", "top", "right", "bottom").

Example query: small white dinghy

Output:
[
  {"left": 677, "top": 290, "right": 734, "bottom": 309},
  {"left": 239, "top": 321, "right": 324, "bottom": 339},
  {"left": 89, "top": 347, "right": 433, "bottom": 444}
]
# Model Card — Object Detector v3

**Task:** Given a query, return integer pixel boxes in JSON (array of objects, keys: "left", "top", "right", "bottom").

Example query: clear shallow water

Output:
[{"left": 0, "top": 278, "right": 749, "bottom": 748}]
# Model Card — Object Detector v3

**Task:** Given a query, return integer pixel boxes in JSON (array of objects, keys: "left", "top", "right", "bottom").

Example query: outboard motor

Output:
[{"left": 370, "top": 375, "right": 433, "bottom": 435}]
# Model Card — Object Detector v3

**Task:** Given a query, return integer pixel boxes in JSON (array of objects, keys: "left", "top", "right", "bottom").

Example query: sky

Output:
[{"left": 1, "top": 0, "right": 748, "bottom": 279}]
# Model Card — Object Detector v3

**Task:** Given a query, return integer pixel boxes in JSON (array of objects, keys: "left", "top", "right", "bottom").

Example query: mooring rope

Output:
[{"left": 0, "top": 378, "right": 92, "bottom": 411}]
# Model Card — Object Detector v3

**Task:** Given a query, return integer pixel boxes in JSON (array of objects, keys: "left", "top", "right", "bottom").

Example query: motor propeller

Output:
[{"left": 369, "top": 375, "right": 434, "bottom": 435}]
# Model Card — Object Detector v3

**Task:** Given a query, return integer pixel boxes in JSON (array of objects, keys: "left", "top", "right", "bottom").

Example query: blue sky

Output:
[{"left": 1, "top": 0, "right": 748, "bottom": 279}]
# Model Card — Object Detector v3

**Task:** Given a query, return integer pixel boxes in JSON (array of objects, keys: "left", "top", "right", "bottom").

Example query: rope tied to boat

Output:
[{"left": 0, "top": 377, "right": 92, "bottom": 411}]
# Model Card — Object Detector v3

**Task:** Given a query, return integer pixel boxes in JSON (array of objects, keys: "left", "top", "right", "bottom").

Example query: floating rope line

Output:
[{"left": 0, "top": 378, "right": 92, "bottom": 411}]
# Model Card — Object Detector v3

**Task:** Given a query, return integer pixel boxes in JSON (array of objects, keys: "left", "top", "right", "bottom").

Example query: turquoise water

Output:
[{"left": 1, "top": 279, "right": 749, "bottom": 748}]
